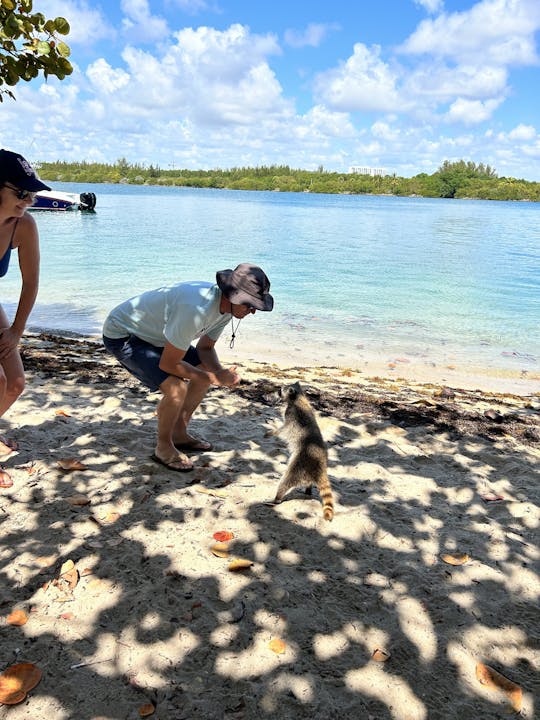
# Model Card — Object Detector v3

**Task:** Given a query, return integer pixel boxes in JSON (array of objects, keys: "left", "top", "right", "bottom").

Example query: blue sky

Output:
[{"left": 2, "top": 0, "right": 540, "bottom": 179}]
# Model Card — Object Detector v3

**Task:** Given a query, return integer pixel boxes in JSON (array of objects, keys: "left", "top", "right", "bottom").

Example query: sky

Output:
[{"left": 2, "top": 0, "right": 540, "bottom": 180}]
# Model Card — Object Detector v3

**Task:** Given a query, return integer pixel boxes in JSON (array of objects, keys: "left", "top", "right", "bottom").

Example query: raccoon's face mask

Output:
[{"left": 282, "top": 382, "right": 302, "bottom": 401}]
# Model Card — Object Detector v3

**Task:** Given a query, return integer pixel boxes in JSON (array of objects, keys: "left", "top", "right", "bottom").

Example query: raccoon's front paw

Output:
[{"left": 264, "top": 419, "right": 281, "bottom": 438}]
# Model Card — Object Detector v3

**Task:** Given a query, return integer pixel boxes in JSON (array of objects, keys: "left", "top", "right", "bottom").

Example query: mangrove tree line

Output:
[{"left": 36, "top": 159, "right": 540, "bottom": 202}]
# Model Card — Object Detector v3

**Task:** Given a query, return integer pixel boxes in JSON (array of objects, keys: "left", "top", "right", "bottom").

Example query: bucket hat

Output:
[
  {"left": 216, "top": 263, "right": 274, "bottom": 311},
  {"left": 0, "top": 149, "right": 51, "bottom": 192}
]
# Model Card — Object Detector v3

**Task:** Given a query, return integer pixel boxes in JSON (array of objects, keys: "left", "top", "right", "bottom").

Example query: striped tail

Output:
[{"left": 318, "top": 476, "right": 334, "bottom": 521}]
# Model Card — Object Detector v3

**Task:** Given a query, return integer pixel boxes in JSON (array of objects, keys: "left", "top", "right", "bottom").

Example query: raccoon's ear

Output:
[{"left": 290, "top": 381, "right": 302, "bottom": 395}]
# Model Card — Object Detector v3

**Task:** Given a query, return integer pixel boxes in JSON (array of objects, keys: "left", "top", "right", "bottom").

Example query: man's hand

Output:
[{"left": 214, "top": 366, "right": 241, "bottom": 387}]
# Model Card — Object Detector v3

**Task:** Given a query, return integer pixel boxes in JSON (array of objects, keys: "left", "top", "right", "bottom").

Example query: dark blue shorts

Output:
[{"left": 102, "top": 335, "right": 201, "bottom": 392}]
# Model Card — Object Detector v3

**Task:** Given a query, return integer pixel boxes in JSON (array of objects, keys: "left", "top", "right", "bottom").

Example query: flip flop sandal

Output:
[
  {"left": 150, "top": 453, "right": 194, "bottom": 472},
  {"left": 174, "top": 438, "right": 213, "bottom": 452}
]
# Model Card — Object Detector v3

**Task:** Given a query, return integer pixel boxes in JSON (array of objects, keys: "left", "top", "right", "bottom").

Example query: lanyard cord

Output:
[{"left": 229, "top": 317, "right": 242, "bottom": 349}]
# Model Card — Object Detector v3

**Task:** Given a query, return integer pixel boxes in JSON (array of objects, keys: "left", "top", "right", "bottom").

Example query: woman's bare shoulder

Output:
[{"left": 12, "top": 211, "right": 39, "bottom": 246}]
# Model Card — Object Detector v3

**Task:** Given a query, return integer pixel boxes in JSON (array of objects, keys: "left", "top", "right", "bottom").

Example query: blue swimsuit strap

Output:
[{"left": 0, "top": 219, "right": 19, "bottom": 278}]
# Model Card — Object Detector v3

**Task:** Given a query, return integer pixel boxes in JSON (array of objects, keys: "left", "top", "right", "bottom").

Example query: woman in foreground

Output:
[{"left": 0, "top": 149, "right": 50, "bottom": 488}]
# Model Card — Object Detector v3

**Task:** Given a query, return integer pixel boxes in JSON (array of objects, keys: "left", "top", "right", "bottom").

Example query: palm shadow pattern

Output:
[{"left": 0, "top": 334, "right": 538, "bottom": 719}]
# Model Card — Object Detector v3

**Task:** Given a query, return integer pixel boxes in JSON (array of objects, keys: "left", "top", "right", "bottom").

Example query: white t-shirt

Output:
[{"left": 103, "top": 281, "right": 231, "bottom": 350}]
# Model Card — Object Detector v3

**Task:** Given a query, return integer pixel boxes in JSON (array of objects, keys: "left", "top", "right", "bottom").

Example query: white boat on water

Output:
[{"left": 31, "top": 190, "right": 97, "bottom": 211}]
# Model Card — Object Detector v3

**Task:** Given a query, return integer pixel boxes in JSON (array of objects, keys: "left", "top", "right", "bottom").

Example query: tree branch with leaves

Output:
[{"left": 1, "top": 0, "right": 71, "bottom": 102}]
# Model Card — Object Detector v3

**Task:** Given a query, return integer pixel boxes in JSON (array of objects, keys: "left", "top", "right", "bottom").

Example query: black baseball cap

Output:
[{"left": 0, "top": 149, "right": 51, "bottom": 192}]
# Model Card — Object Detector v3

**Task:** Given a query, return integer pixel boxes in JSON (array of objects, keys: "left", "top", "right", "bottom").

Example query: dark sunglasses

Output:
[{"left": 3, "top": 183, "right": 36, "bottom": 201}]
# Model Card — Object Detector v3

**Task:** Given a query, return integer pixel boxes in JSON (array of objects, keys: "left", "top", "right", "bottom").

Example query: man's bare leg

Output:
[
  {"left": 171, "top": 374, "right": 211, "bottom": 446},
  {"left": 155, "top": 376, "right": 193, "bottom": 469}
]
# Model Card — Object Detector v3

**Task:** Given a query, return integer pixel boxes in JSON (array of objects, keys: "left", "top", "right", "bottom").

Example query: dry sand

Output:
[{"left": 0, "top": 333, "right": 538, "bottom": 720}]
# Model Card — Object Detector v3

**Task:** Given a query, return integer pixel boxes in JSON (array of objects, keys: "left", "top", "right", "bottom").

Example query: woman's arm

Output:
[{"left": 0, "top": 213, "right": 40, "bottom": 358}]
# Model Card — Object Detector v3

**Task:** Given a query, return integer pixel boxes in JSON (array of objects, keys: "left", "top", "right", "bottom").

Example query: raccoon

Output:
[{"left": 266, "top": 381, "right": 334, "bottom": 521}]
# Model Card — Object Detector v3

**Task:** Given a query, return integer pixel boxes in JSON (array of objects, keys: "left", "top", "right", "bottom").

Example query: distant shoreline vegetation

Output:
[{"left": 37, "top": 159, "right": 540, "bottom": 202}]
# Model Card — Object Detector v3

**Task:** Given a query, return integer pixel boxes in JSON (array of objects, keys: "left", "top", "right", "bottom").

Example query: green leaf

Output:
[
  {"left": 37, "top": 40, "right": 51, "bottom": 55},
  {"left": 5, "top": 12, "right": 20, "bottom": 33},
  {"left": 30, "top": 12, "right": 45, "bottom": 28},
  {"left": 0, "top": 5, "right": 72, "bottom": 100},
  {"left": 6, "top": 65, "right": 19, "bottom": 85},
  {"left": 2, "top": 23, "right": 18, "bottom": 38},
  {"left": 57, "top": 41, "right": 71, "bottom": 59},
  {"left": 57, "top": 57, "right": 73, "bottom": 75},
  {"left": 54, "top": 16, "right": 70, "bottom": 35}
]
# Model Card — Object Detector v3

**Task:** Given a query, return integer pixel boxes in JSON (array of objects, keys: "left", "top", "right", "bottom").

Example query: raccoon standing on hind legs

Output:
[{"left": 265, "top": 381, "right": 334, "bottom": 521}]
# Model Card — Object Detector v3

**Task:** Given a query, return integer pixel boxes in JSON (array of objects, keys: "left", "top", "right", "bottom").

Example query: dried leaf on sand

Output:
[
  {"left": 228, "top": 558, "right": 253, "bottom": 571},
  {"left": 58, "top": 458, "right": 88, "bottom": 471},
  {"left": 6, "top": 609, "right": 28, "bottom": 626},
  {"left": 138, "top": 703, "right": 155, "bottom": 717},
  {"left": 45, "top": 558, "right": 80, "bottom": 600},
  {"left": 268, "top": 638, "right": 286, "bottom": 654},
  {"left": 0, "top": 663, "right": 42, "bottom": 705},
  {"left": 65, "top": 494, "right": 91, "bottom": 506},
  {"left": 59, "top": 559, "right": 79, "bottom": 590},
  {"left": 213, "top": 530, "right": 235, "bottom": 542},
  {"left": 476, "top": 662, "right": 522, "bottom": 711},
  {"left": 211, "top": 542, "right": 230, "bottom": 558},
  {"left": 441, "top": 552, "right": 470, "bottom": 566}
]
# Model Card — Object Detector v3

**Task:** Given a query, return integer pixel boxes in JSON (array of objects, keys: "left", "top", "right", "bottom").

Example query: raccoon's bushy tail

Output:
[{"left": 318, "top": 476, "right": 334, "bottom": 521}]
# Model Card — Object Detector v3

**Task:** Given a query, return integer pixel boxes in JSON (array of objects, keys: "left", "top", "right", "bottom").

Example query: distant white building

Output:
[{"left": 349, "top": 166, "right": 386, "bottom": 177}]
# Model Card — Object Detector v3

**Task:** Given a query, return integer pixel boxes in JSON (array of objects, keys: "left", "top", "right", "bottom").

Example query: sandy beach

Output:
[{"left": 0, "top": 332, "right": 538, "bottom": 719}]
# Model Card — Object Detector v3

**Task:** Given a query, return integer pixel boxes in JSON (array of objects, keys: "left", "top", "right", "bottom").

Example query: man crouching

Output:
[{"left": 102, "top": 263, "right": 274, "bottom": 472}]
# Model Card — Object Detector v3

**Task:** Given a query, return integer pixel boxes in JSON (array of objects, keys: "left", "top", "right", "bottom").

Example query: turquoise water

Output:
[{"left": 2, "top": 183, "right": 539, "bottom": 374}]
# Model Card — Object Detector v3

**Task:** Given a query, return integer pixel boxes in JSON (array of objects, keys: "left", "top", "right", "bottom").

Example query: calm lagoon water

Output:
[{"left": 2, "top": 183, "right": 539, "bottom": 377}]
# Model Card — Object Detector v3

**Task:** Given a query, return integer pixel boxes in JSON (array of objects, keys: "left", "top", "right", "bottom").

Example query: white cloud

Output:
[
  {"left": 284, "top": 23, "right": 339, "bottom": 48},
  {"left": 445, "top": 97, "right": 503, "bottom": 124},
  {"left": 70, "top": 25, "right": 289, "bottom": 130},
  {"left": 163, "top": 25, "right": 287, "bottom": 124},
  {"left": 405, "top": 63, "right": 508, "bottom": 101},
  {"left": 521, "top": 141, "right": 540, "bottom": 157},
  {"left": 496, "top": 123, "right": 538, "bottom": 142},
  {"left": 86, "top": 59, "right": 131, "bottom": 94},
  {"left": 39, "top": 0, "right": 114, "bottom": 45},
  {"left": 121, "top": 0, "right": 170, "bottom": 43},
  {"left": 171, "top": 23, "right": 281, "bottom": 72},
  {"left": 298, "top": 105, "right": 357, "bottom": 139},
  {"left": 314, "top": 43, "right": 402, "bottom": 113},
  {"left": 401, "top": 0, "right": 540, "bottom": 65},
  {"left": 507, "top": 123, "right": 537, "bottom": 140},
  {"left": 170, "top": 0, "right": 211, "bottom": 12},
  {"left": 371, "top": 121, "right": 401, "bottom": 141},
  {"left": 414, "top": 0, "right": 444, "bottom": 13},
  {"left": 350, "top": 140, "right": 384, "bottom": 158}
]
